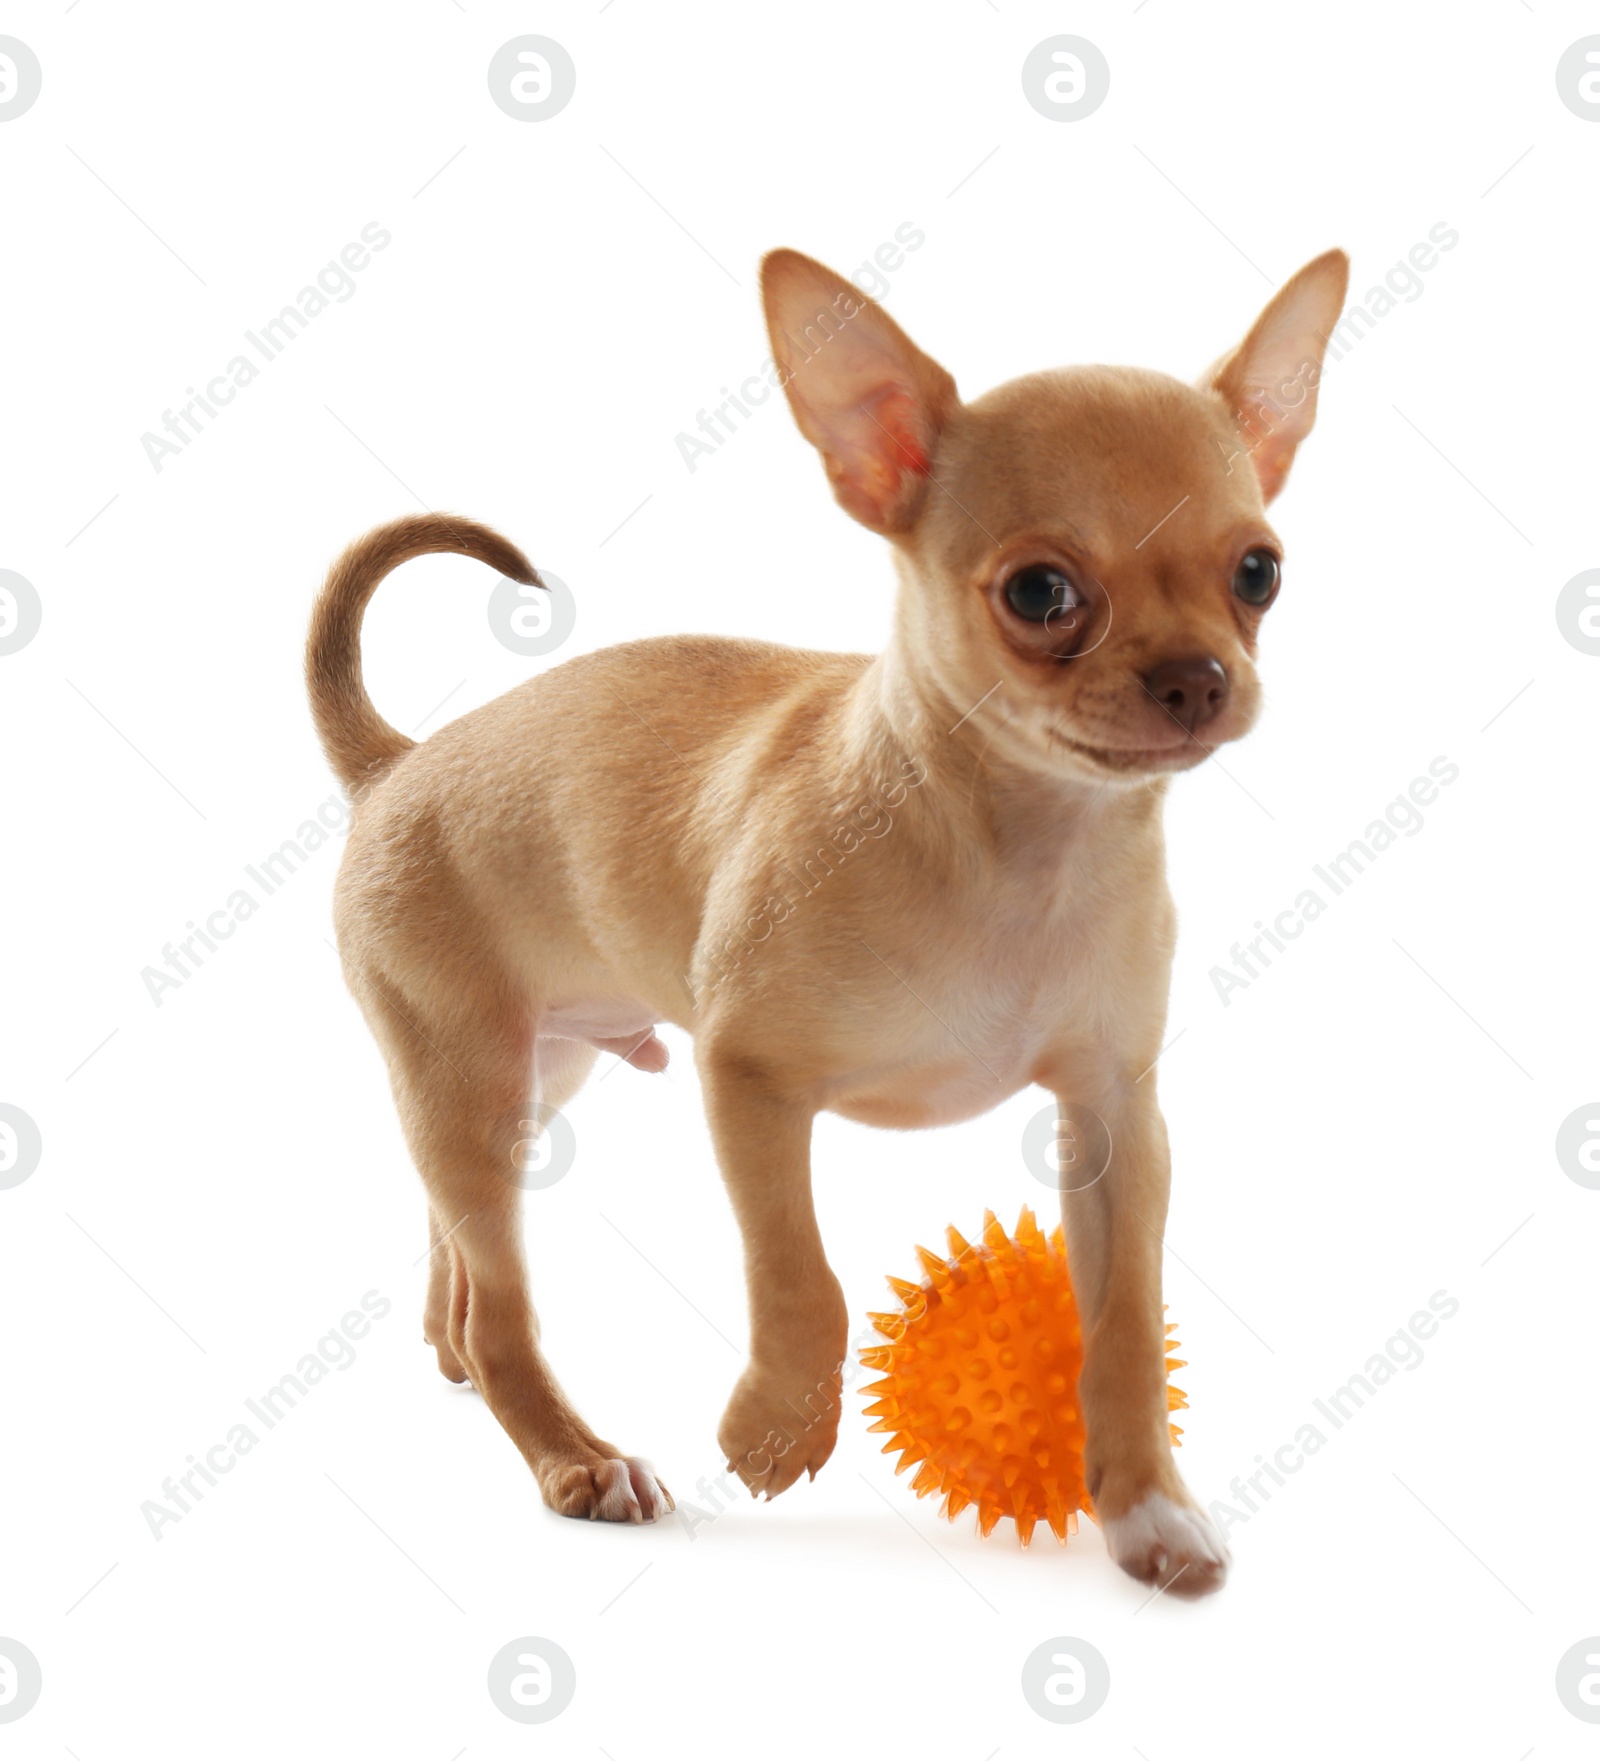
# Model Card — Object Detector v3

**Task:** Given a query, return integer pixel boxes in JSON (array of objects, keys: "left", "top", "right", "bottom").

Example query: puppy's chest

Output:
[
  {"left": 956, "top": 901, "right": 1101, "bottom": 1028},
  {"left": 825, "top": 869, "right": 1139, "bottom": 1128}
]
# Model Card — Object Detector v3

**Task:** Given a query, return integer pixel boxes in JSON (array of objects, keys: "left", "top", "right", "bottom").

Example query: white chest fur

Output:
[{"left": 821, "top": 842, "right": 1163, "bottom": 1128}]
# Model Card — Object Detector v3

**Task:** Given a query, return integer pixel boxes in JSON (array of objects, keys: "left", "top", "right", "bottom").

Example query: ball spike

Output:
[
  {"left": 915, "top": 1245, "right": 951, "bottom": 1285},
  {"left": 1045, "top": 1485, "right": 1070, "bottom": 1543},
  {"left": 911, "top": 1461, "right": 943, "bottom": 1497}
]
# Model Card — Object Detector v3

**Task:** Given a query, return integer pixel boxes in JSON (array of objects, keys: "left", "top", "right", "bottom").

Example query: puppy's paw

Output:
[
  {"left": 1101, "top": 1493, "right": 1229, "bottom": 1597},
  {"left": 718, "top": 1367, "right": 841, "bottom": 1500},
  {"left": 425, "top": 1333, "right": 470, "bottom": 1384},
  {"left": 540, "top": 1452, "right": 674, "bottom": 1524}
]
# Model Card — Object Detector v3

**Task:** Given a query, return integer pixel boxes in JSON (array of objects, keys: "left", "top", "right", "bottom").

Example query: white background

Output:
[{"left": 3, "top": 2, "right": 1597, "bottom": 1755}]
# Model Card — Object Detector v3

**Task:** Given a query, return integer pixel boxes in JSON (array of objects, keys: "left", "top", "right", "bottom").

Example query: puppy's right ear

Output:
[{"left": 762, "top": 249, "right": 957, "bottom": 535}]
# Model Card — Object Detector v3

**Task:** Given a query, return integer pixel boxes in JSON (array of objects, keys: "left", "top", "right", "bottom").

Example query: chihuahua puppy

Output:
[{"left": 308, "top": 244, "right": 1346, "bottom": 1595}]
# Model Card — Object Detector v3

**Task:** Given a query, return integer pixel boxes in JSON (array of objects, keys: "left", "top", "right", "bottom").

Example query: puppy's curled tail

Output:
[{"left": 306, "top": 513, "right": 538, "bottom": 793}]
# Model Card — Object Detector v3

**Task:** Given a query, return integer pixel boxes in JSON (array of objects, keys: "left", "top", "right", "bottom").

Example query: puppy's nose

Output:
[{"left": 1143, "top": 656, "right": 1230, "bottom": 734}]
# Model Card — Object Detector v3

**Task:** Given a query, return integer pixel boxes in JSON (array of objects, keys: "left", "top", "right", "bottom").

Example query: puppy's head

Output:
[{"left": 762, "top": 247, "right": 1348, "bottom": 782}]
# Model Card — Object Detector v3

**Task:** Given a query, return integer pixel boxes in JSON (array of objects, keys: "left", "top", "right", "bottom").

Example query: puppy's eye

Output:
[
  {"left": 1233, "top": 548, "right": 1280, "bottom": 607},
  {"left": 1004, "top": 565, "right": 1076, "bottom": 623}
]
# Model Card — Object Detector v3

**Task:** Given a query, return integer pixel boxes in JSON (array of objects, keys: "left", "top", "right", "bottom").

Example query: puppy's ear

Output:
[
  {"left": 762, "top": 249, "right": 957, "bottom": 534},
  {"left": 1205, "top": 249, "right": 1349, "bottom": 503}
]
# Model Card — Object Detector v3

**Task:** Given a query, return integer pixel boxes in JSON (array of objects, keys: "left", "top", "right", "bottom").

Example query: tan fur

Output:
[{"left": 307, "top": 245, "right": 1348, "bottom": 1587}]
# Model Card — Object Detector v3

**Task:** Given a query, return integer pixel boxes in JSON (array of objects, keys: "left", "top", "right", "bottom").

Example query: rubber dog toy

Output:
[{"left": 860, "top": 1207, "right": 1186, "bottom": 1545}]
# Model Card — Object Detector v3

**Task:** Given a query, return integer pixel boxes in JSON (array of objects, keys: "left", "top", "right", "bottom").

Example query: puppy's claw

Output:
[{"left": 626, "top": 1456, "right": 673, "bottom": 1516}]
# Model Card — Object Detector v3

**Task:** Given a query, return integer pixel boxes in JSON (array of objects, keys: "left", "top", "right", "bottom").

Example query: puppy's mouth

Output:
[{"left": 1047, "top": 728, "right": 1211, "bottom": 776}]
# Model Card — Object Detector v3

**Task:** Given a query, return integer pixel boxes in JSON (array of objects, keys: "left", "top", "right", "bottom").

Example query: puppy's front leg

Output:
[
  {"left": 699, "top": 1051, "right": 848, "bottom": 1498},
  {"left": 1060, "top": 1085, "right": 1230, "bottom": 1596}
]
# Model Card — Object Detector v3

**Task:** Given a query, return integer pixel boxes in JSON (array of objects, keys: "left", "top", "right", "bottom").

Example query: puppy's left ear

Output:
[
  {"left": 1205, "top": 249, "right": 1349, "bottom": 503},
  {"left": 762, "top": 249, "right": 957, "bottom": 535}
]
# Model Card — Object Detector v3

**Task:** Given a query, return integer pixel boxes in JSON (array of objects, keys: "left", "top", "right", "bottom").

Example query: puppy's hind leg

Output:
[
  {"left": 422, "top": 1035, "right": 597, "bottom": 1385},
  {"left": 366, "top": 971, "right": 670, "bottom": 1523},
  {"left": 422, "top": 1205, "right": 469, "bottom": 1383}
]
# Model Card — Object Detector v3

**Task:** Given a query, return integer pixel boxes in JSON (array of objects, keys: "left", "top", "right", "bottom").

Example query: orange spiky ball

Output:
[{"left": 859, "top": 1208, "right": 1187, "bottom": 1546}]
